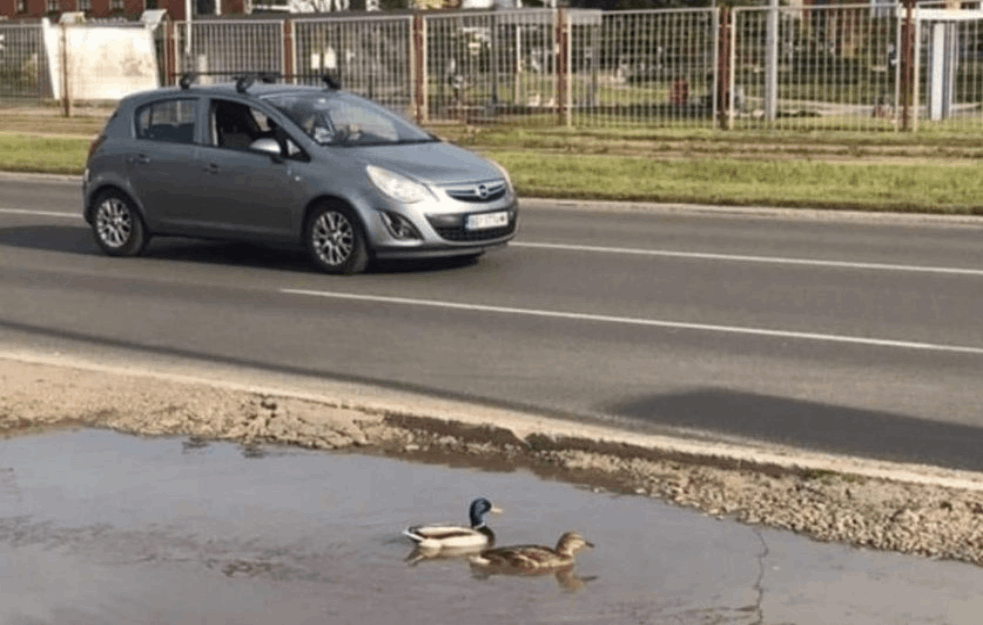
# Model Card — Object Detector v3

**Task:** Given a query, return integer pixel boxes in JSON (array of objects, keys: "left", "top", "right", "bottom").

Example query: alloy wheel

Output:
[
  {"left": 311, "top": 210, "right": 355, "bottom": 267},
  {"left": 95, "top": 197, "right": 132, "bottom": 249}
]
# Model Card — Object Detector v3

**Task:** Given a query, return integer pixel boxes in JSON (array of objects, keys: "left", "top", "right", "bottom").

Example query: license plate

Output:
[{"left": 466, "top": 211, "right": 509, "bottom": 231}]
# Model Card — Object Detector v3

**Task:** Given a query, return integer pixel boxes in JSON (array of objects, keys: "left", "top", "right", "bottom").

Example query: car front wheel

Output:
[
  {"left": 305, "top": 202, "right": 369, "bottom": 275},
  {"left": 91, "top": 190, "right": 150, "bottom": 257}
]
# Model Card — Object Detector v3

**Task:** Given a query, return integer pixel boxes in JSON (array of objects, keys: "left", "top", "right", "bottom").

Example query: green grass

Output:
[
  {"left": 0, "top": 134, "right": 91, "bottom": 175},
  {"left": 485, "top": 150, "right": 983, "bottom": 214},
  {"left": 3, "top": 120, "right": 983, "bottom": 214}
]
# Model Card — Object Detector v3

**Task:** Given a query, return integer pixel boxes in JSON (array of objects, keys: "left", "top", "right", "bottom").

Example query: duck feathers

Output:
[
  {"left": 470, "top": 531, "right": 593, "bottom": 573},
  {"left": 402, "top": 497, "right": 502, "bottom": 551}
]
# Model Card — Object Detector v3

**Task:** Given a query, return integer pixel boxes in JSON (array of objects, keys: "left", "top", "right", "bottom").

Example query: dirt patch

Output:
[{"left": 3, "top": 356, "right": 983, "bottom": 567}]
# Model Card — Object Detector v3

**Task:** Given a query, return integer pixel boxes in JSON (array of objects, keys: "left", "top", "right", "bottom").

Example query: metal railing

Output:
[
  {"left": 731, "top": 3, "right": 902, "bottom": 131},
  {"left": 583, "top": 9, "right": 718, "bottom": 128},
  {"left": 294, "top": 15, "right": 413, "bottom": 114},
  {"left": 174, "top": 20, "right": 285, "bottom": 83},
  {"left": 7, "top": 4, "right": 983, "bottom": 134},
  {"left": 0, "top": 23, "right": 48, "bottom": 102}
]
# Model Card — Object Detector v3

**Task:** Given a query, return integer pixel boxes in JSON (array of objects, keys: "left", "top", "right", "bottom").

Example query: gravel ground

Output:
[{"left": 3, "top": 356, "right": 983, "bottom": 567}]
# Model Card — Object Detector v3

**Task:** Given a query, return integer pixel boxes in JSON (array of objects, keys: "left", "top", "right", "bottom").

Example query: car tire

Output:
[
  {"left": 91, "top": 189, "right": 150, "bottom": 257},
  {"left": 305, "top": 201, "right": 369, "bottom": 275}
]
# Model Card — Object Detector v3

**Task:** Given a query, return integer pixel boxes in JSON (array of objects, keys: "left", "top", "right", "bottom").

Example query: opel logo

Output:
[{"left": 476, "top": 184, "right": 489, "bottom": 200}]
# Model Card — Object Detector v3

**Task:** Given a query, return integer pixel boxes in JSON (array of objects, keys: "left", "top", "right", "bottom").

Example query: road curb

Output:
[
  {"left": 520, "top": 197, "right": 983, "bottom": 226},
  {"left": 3, "top": 346, "right": 983, "bottom": 495}
]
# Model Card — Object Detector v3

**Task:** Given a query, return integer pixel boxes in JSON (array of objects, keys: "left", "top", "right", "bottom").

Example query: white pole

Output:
[
  {"left": 765, "top": 0, "right": 778, "bottom": 122},
  {"left": 185, "top": 0, "right": 192, "bottom": 70}
]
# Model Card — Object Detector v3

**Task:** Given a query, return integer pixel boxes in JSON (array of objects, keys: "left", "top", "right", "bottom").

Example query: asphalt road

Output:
[{"left": 2, "top": 176, "right": 983, "bottom": 470}]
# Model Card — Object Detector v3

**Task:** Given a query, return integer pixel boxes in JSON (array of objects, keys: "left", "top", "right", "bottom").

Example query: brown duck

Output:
[{"left": 469, "top": 531, "right": 593, "bottom": 573}]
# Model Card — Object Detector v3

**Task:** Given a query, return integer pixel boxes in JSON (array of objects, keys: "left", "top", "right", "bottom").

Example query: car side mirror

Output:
[{"left": 250, "top": 138, "right": 283, "bottom": 163}]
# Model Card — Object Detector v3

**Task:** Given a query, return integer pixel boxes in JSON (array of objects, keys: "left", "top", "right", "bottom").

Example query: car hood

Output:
[{"left": 344, "top": 141, "right": 502, "bottom": 185}]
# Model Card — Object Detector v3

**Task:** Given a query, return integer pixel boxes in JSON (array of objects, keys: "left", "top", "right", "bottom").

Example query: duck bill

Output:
[{"left": 489, "top": 506, "right": 504, "bottom": 515}]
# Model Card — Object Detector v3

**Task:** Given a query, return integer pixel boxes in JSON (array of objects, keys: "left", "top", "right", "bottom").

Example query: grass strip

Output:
[
  {"left": 485, "top": 150, "right": 983, "bottom": 215},
  {"left": 0, "top": 134, "right": 90, "bottom": 175},
  {"left": 2, "top": 131, "right": 983, "bottom": 215}
]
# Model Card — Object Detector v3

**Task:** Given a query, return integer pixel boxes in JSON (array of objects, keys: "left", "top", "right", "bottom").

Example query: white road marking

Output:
[
  {"left": 281, "top": 289, "right": 983, "bottom": 356},
  {"left": 0, "top": 208, "right": 83, "bottom": 219},
  {"left": 3, "top": 207, "right": 980, "bottom": 277},
  {"left": 512, "top": 241, "right": 983, "bottom": 277}
]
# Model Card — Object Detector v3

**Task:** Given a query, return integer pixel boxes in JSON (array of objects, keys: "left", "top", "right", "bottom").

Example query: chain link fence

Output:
[{"left": 6, "top": 5, "right": 983, "bottom": 134}]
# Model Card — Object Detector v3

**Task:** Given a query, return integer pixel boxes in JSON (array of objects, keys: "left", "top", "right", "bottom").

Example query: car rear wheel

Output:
[
  {"left": 91, "top": 190, "right": 150, "bottom": 257},
  {"left": 305, "top": 202, "right": 369, "bottom": 275}
]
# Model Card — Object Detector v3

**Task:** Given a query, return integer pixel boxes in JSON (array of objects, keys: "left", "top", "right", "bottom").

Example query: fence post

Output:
[
  {"left": 555, "top": 8, "right": 570, "bottom": 128},
  {"left": 413, "top": 12, "right": 427, "bottom": 125},
  {"left": 61, "top": 24, "right": 72, "bottom": 118},
  {"left": 764, "top": 0, "right": 778, "bottom": 122},
  {"left": 164, "top": 21, "right": 176, "bottom": 85},
  {"left": 283, "top": 20, "right": 295, "bottom": 83},
  {"left": 716, "top": 7, "right": 731, "bottom": 130},
  {"left": 901, "top": 0, "right": 915, "bottom": 131}
]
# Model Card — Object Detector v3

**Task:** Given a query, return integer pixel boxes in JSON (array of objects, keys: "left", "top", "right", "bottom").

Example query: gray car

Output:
[{"left": 82, "top": 74, "right": 518, "bottom": 274}]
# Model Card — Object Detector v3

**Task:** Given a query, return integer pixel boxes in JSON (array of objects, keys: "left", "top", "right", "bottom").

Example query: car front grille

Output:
[
  {"left": 427, "top": 209, "right": 518, "bottom": 242},
  {"left": 443, "top": 180, "right": 508, "bottom": 203}
]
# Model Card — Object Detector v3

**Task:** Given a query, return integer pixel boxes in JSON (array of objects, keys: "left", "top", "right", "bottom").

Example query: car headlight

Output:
[{"left": 366, "top": 165, "right": 431, "bottom": 204}]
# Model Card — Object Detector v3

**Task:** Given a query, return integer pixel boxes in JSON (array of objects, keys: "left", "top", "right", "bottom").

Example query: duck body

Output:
[
  {"left": 403, "top": 522, "right": 494, "bottom": 551},
  {"left": 403, "top": 497, "right": 502, "bottom": 552},
  {"left": 470, "top": 531, "right": 593, "bottom": 573}
]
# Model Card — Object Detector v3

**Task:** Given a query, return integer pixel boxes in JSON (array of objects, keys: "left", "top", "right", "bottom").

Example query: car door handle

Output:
[
  {"left": 203, "top": 162, "right": 219, "bottom": 174},
  {"left": 127, "top": 153, "right": 151, "bottom": 165}
]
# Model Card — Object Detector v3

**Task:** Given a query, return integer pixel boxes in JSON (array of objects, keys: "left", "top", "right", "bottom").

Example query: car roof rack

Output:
[
  {"left": 235, "top": 74, "right": 255, "bottom": 93},
  {"left": 233, "top": 72, "right": 283, "bottom": 94},
  {"left": 322, "top": 73, "right": 341, "bottom": 90},
  {"left": 178, "top": 72, "right": 197, "bottom": 90}
]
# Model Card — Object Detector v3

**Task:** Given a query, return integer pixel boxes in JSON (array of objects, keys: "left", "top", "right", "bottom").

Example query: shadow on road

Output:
[
  {"left": 0, "top": 225, "right": 482, "bottom": 275},
  {"left": 608, "top": 388, "right": 983, "bottom": 472}
]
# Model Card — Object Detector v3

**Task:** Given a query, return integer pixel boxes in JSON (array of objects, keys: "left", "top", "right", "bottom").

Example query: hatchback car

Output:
[{"left": 83, "top": 74, "right": 518, "bottom": 274}]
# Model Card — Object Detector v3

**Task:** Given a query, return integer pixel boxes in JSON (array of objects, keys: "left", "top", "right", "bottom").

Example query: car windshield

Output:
[{"left": 263, "top": 92, "right": 436, "bottom": 147}]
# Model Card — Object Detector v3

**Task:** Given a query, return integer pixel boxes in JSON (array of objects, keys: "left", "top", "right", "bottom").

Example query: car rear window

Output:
[{"left": 135, "top": 98, "right": 197, "bottom": 144}]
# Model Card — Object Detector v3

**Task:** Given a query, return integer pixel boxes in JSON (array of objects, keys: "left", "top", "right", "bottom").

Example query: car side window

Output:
[
  {"left": 135, "top": 99, "right": 197, "bottom": 144},
  {"left": 211, "top": 99, "right": 304, "bottom": 159}
]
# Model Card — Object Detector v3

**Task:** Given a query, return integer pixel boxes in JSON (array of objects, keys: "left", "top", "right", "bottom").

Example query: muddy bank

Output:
[{"left": 2, "top": 356, "right": 982, "bottom": 567}]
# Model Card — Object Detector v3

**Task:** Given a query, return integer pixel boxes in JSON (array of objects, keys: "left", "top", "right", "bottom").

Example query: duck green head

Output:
[{"left": 469, "top": 497, "right": 504, "bottom": 528}]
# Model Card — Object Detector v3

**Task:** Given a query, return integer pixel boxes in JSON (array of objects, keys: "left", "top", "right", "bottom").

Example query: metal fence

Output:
[
  {"left": 294, "top": 15, "right": 413, "bottom": 113},
  {"left": 7, "top": 4, "right": 983, "bottom": 134},
  {"left": 0, "top": 23, "right": 49, "bottom": 102},
  {"left": 731, "top": 4, "right": 902, "bottom": 131}
]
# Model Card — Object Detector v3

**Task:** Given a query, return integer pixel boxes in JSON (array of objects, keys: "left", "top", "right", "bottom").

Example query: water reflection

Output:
[
  {"left": 404, "top": 543, "right": 484, "bottom": 566},
  {"left": 2, "top": 430, "right": 978, "bottom": 625},
  {"left": 470, "top": 562, "right": 597, "bottom": 592}
]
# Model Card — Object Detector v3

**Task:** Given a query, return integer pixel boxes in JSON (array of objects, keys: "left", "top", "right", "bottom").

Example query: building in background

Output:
[{"left": 0, "top": 0, "right": 245, "bottom": 22}]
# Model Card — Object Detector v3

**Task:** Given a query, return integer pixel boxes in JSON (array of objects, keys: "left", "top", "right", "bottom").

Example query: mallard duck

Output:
[
  {"left": 469, "top": 531, "right": 593, "bottom": 573},
  {"left": 403, "top": 497, "right": 503, "bottom": 552}
]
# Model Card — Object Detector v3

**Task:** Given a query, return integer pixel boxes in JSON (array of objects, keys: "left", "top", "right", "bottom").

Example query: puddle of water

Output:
[{"left": 0, "top": 429, "right": 981, "bottom": 625}]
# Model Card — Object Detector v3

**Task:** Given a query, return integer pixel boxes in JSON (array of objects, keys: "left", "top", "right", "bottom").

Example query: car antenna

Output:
[
  {"left": 260, "top": 72, "right": 280, "bottom": 84},
  {"left": 179, "top": 72, "right": 197, "bottom": 90},
  {"left": 235, "top": 74, "right": 255, "bottom": 93},
  {"left": 322, "top": 73, "right": 341, "bottom": 90}
]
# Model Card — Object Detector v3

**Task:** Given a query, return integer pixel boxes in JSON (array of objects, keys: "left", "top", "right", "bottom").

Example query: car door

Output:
[
  {"left": 127, "top": 96, "right": 204, "bottom": 232},
  {"left": 191, "top": 98, "right": 302, "bottom": 238}
]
